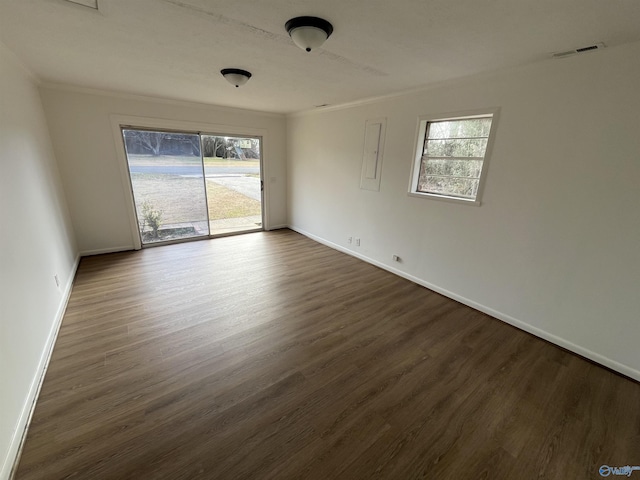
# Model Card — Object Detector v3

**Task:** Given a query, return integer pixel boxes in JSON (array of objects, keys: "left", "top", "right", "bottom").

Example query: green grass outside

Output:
[
  {"left": 203, "top": 157, "right": 259, "bottom": 168},
  {"left": 131, "top": 173, "right": 260, "bottom": 225},
  {"left": 127, "top": 154, "right": 259, "bottom": 168},
  {"left": 205, "top": 181, "right": 261, "bottom": 220}
]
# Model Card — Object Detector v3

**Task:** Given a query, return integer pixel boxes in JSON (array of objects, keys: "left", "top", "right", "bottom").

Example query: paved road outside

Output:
[{"left": 129, "top": 165, "right": 259, "bottom": 176}]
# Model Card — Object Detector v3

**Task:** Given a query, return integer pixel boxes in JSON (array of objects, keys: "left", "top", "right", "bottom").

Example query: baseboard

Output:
[
  {"left": 289, "top": 225, "right": 640, "bottom": 383},
  {"left": 79, "top": 245, "right": 134, "bottom": 256},
  {"left": 2, "top": 254, "right": 81, "bottom": 480},
  {"left": 265, "top": 224, "right": 289, "bottom": 231}
]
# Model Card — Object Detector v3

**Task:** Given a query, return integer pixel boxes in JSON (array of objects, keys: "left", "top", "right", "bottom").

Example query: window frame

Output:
[{"left": 408, "top": 108, "right": 500, "bottom": 206}]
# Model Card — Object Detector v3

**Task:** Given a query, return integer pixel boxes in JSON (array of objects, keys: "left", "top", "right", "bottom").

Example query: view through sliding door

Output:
[
  {"left": 201, "top": 134, "right": 262, "bottom": 236},
  {"left": 122, "top": 128, "right": 263, "bottom": 246}
]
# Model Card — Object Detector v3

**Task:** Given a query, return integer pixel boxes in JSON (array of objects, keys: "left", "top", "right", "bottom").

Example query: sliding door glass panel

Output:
[
  {"left": 201, "top": 135, "right": 263, "bottom": 236},
  {"left": 123, "top": 129, "right": 209, "bottom": 245}
]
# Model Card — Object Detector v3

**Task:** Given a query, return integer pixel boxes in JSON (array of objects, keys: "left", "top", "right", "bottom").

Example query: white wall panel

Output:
[
  {"left": 287, "top": 41, "right": 640, "bottom": 380},
  {"left": 0, "top": 43, "right": 78, "bottom": 479}
]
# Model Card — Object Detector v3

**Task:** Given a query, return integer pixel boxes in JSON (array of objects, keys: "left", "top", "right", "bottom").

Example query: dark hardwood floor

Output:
[{"left": 15, "top": 230, "right": 640, "bottom": 479}]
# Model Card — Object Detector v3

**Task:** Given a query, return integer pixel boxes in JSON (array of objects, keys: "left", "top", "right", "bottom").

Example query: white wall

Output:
[
  {"left": 39, "top": 87, "right": 287, "bottom": 255},
  {"left": 287, "top": 41, "right": 640, "bottom": 380},
  {"left": 0, "top": 43, "right": 78, "bottom": 479}
]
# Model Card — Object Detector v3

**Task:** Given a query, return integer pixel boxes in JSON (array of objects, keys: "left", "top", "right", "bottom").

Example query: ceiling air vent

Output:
[{"left": 552, "top": 42, "right": 606, "bottom": 59}]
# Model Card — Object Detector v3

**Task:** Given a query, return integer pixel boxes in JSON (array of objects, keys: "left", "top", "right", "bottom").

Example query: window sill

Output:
[{"left": 407, "top": 191, "right": 481, "bottom": 206}]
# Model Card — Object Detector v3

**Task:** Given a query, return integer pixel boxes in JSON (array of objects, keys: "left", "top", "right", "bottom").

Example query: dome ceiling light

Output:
[
  {"left": 285, "top": 16, "right": 333, "bottom": 52},
  {"left": 220, "top": 68, "right": 252, "bottom": 87}
]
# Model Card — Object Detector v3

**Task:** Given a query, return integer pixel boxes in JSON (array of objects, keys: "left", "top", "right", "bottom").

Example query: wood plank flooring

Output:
[{"left": 15, "top": 230, "right": 640, "bottom": 479}]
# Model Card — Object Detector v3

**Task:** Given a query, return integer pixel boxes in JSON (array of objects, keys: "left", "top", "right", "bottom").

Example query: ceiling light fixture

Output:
[
  {"left": 285, "top": 16, "right": 333, "bottom": 52},
  {"left": 220, "top": 68, "right": 252, "bottom": 87}
]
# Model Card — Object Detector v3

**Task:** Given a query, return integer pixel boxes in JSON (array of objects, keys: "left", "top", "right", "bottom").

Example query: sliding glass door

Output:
[
  {"left": 201, "top": 135, "right": 262, "bottom": 236},
  {"left": 122, "top": 128, "right": 263, "bottom": 246}
]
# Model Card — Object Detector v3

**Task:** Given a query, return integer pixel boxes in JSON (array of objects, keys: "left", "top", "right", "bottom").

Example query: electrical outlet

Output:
[
  {"left": 392, "top": 255, "right": 401, "bottom": 262},
  {"left": 347, "top": 236, "right": 352, "bottom": 244},
  {"left": 355, "top": 238, "right": 361, "bottom": 246}
]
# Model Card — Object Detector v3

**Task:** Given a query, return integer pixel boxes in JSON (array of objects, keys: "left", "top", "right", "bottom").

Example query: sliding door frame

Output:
[
  {"left": 110, "top": 114, "right": 269, "bottom": 250},
  {"left": 199, "top": 132, "right": 264, "bottom": 239}
]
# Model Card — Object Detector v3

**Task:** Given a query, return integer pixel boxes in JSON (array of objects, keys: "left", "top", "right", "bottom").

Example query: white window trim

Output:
[{"left": 408, "top": 107, "right": 500, "bottom": 206}]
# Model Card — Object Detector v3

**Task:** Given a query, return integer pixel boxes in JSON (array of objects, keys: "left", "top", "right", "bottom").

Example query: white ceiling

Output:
[{"left": 1, "top": 0, "right": 640, "bottom": 113}]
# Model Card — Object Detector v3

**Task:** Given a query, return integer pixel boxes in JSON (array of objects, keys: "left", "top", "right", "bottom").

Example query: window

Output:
[{"left": 409, "top": 109, "right": 499, "bottom": 205}]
